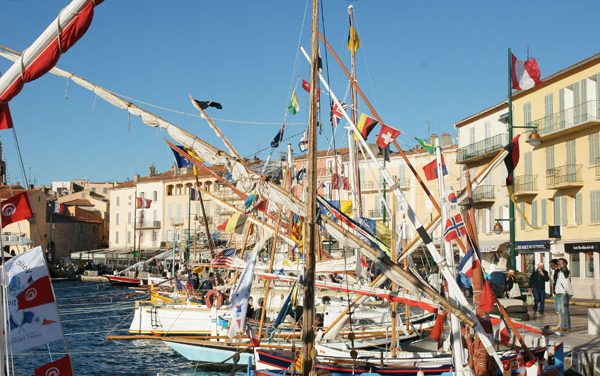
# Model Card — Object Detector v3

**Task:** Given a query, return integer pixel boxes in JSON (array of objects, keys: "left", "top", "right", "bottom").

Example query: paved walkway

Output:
[{"left": 523, "top": 305, "right": 599, "bottom": 375}]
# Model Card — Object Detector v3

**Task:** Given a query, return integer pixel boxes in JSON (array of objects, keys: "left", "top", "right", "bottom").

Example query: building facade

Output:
[{"left": 456, "top": 52, "right": 600, "bottom": 298}]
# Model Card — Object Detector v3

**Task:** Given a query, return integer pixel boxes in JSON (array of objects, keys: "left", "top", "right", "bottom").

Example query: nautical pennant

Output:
[
  {"left": 271, "top": 124, "right": 285, "bottom": 148},
  {"left": 353, "top": 113, "right": 378, "bottom": 141},
  {"left": 1, "top": 192, "right": 33, "bottom": 228},
  {"left": 330, "top": 101, "right": 348, "bottom": 128},
  {"left": 511, "top": 53, "right": 541, "bottom": 91},
  {"left": 298, "top": 130, "right": 309, "bottom": 152},
  {"left": 457, "top": 247, "right": 479, "bottom": 278},
  {"left": 443, "top": 213, "right": 466, "bottom": 242},
  {"left": 288, "top": 90, "right": 299, "bottom": 115},
  {"left": 376, "top": 123, "right": 400, "bottom": 149}
]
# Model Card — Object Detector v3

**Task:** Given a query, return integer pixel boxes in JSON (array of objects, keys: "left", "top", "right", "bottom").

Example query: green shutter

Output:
[
  {"left": 581, "top": 79, "right": 588, "bottom": 121},
  {"left": 559, "top": 88, "right": 565, "bottom": 128},
  {"left": 531, "top": 200, "right": 538, "bottom": 227},
  {"left": 541, "top": 199, "right": 547, "bottom": 226},
  {"left": 591, "top": 191, "right": 600, "bottom": 223},
  {"left": 544, "top": 94, "right": 554, "bottom": 132},
  {"left": 573, "top": 82, "right": 580, "bottom": 123},
  {"left": 589, "top": 133, "right": 599, "bottom": 165},
  {"left": 553, "top": 198, "right": 560, "bottom": 225},
  {"left": 561, "top": 196, "right": 568, "bottom": 226},
  {"left": 575, "top": 192, "right": 582, "bottom": 225}
]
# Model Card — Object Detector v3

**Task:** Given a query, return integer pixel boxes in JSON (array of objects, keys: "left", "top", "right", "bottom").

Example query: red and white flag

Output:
[
  {"left": 511, "top": 53, "right": 541, "bottom": 91},
  {"left": 35, "top": 355, "right": 73, "bottom": 376},
  {"left": 376, "top": 123, "right": 401, "bottom": 149},
  {"left": 17, "top": 275, "right": 55, "bottom": 310},
  {"left": 144, "top": 199, "right": 152, "bottom": 208},
  {"left": 54, "top": 202, "right": 65, "bottom": 214},
  {"left": 1, "top": 192, "right": 33, "bottom": 227},
  {"left": 136, "top": 197, "right": 152, "bottom": 209}
]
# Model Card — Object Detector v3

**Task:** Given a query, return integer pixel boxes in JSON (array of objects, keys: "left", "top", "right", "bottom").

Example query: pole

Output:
[
  {"left": 133, "top": 188, "right": 137, "bottom": 264},
  {"left": 187, "top": 188, "right": 191, "bottom": 263},
  {"left": 301, "top": 0, "right": 319, "bottom": 373},
  {"left": 435, "top": 141, "right": 465, "bottom": 374},
  {"left": 348, "top": 5, "right": 363, "bottom": 219},
  {"left": 507, "top": 48, "right": 516, "bottom": 271},
  {"left": 390, "top": 195, "right": 397, "bottom": 358}
]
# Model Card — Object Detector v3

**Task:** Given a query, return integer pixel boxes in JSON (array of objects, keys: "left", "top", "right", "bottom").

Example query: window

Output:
[
  {"left": 127, "top": 231, "right": 131, "bottom": 243},
  {"left": 566, "top": 140, "right": 576, "bottom": 166},
  {"left": 103, "top": 188, "right": 108, "bottom": 194},
  {"left": 581, "top": 79, "right": 588, "bottom": 121},
  {"left": 571, "top": 253, "right": 580, "bottom": 277},
  {"left": 153, "top": 209, "right": 157, "bottom": 222},
  {"left": 176, "top": 203, "right": 182, "bottom": 220},
  {"left": 541, "top": 199, "right": 547, "bottom": 226},
  {"left": 153, "top": 191, "right": 158, "bottom": 202},
  {"left": 127, "top": 212, "right": 131, "bottom": 225},
  {"left": 115, "top": 213, "right": 120, "bottom": 226},
  {"left": 561, "top": 196, "right": 568, "bottom": 226},
  {"left": 398, "top": 164, "right": 407, "bottom": 187},
  {"left": 484, "top": 121, "right": 491, "bottom": 139},
  {"left": 469, "top": 127, "right": 475, "bottom": 145},
  {"left": 152, "top": 230, "right": 158, "bottom": 242},
  {"left": 167, "top": 204, "right": 173, "bottom": 219},
  {"left": 116, "top": 196, "right": 120, "bottom": 206},
  {"left": 586, "top": 252, "right": 594, "bottom": 278},
  {"left": 544, "top": 94, "right": 553, "bottom": 131},
  {"left": 128, "top": 195, "right": 132, "bottom": 205},
  {"left": 91, "top": 187, "right": 96, "bottom": 193},
  {"left": 115, "top": 231, "right": 119, "bottom": 243},
  {"left": 523, "top": 102, "right": 531, "bottom": 126},
  {"left": 531, "top": 200, "right": 538, "bottom": 227},
  {"left": 483, "top": 208, "right": 491, "bottom": 234},
  {"left": 520, "top": 203, "right": 526, "bottom": 230},
  {"left": 575, "top": 192, "right": 582, "bottom": 225},
  {"left": 591, "top": 190, "right": 600, "bottom": 223},
  {"left": 589, "top": 133, "right": 600, "bottom": 165},
  {"left": 326, "top": 160, "right": 334, "bottom": 174}
]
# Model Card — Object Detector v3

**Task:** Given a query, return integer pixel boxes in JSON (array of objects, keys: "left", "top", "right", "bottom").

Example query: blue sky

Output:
[{"left": 1, "top": 0, "right": 598, "bottom": 185}]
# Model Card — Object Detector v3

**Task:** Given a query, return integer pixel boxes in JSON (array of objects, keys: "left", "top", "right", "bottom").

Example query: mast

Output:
[
  {"left": 301, "top": 0, "right": 319, "bottom": 373},
  {"left": 348, "top": 5, "right": 363, "bottom": 219},
  {"left": 435, "top": 141, "right": 465, "bottom": 374},
  {"left": 390, "top": 194, "right": 398, "bottom": 358}
]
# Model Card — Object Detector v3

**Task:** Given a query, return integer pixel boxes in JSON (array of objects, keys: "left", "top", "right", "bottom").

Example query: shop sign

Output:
[
  {"left": 515, "top": 240, "right": 550, "bottom": 252},
  {"left": 564, "top": 242, "right": 600, "bottom": 253}
]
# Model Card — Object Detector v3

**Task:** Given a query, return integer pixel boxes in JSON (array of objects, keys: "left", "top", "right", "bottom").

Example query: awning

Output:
[
  {"left": 515, "top": 240, "right": 550, "bottom": 253},
  {"left": 478, "top": 239, "right": 509, "bottom": 253}
]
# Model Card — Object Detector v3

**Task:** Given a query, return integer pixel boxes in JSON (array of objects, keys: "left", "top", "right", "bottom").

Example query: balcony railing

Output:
[
  {"left": 546, "top": 164, "right": 583, "bottom": 188},
  {"left": 457, "top": 134, "right": 508, "bottom": 163},
  {"left": 531, "top": 100, "right": 600, "bottom": 136},
  {"left": 513, "top": 175, "right": 537, "bottom": 194},
  {"left": 472, "top": 185, "right": 495, "bottom": 202},
  {"left": 368, "top": 209, "right": 383, "bottom": 218},
  {"left": 137, "top": 220, "right": 161, "bottom": 229}
]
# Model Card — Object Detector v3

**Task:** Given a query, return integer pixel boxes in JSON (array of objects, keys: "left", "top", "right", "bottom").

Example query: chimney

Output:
[
  {"left": 429, "top": 133, "right": 439, "bottom": 146},
  {"left": 148, "top": 165, "right": 157, "bottom": 177},
  {"left": 441, "top": 133, "right": 453, "bottom": 147},
  {"left": 133, "top": 174, "right": 140, "bottom": 182}
]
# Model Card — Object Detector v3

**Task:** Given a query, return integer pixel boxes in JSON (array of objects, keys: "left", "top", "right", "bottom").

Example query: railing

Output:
[
  {"left": 546, "top": 164, "right": 582, "bottom": 188},
  {"left": 137, "top": 220, "right": 161, "bottom": 229},
  {"left": 514, "top": 175, "right": 537, "bottom": 193},
  {"left": 532, "top": 100, "right": 600, "bottom": 136},
  {"left": 368, "top": 209, "right": 383, "bottom": 218},
  {"left": 472, "top": 185, "right": 495, "bottom": 202},
  {"left": 457, "top": 134, "right": 508, "bottom": 163}
]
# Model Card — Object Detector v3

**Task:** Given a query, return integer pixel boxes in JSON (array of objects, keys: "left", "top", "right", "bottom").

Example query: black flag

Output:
[{"left": 192, "top": 98, "right": 223, "bottom": 110}]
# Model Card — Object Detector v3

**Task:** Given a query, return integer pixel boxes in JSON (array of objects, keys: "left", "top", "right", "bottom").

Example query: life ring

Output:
[{"left": 205, "top": 290, "right": 223, "bottom": 308}]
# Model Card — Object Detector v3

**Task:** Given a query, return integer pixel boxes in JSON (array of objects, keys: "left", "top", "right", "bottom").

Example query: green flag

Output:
[
  {"left": 415, "top": 137, "right": 435, "bottom": 154},
  {"left": 287, "top": 90, "right": 299, "bottom": 115}
]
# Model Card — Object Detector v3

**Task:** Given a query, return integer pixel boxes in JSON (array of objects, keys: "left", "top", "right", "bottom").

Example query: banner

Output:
[{"left": 3, "top": 247, "right": 63, "bottom": 352}]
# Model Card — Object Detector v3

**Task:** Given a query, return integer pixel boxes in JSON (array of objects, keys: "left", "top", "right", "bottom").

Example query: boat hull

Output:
[
  {"left": 129, "top": 302, "right": 223, "bottom": 336},
  {"left": 105, "top": 275, "right": 143, "bottom": 286},
  {"left": 164, "top": 340, "right": 253, "bottom": 369}
]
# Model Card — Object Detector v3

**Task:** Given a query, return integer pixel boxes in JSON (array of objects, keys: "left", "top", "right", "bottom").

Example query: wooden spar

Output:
[
  {"left": 403, "top": 219, "right": 410, "bottom": 332},
  {"left": 347, "top": 5, "right": 363, "bottom": 219},
  {"left": 390, "top": 194, "right": 398, "bottom": 358},
  {"left": 301, "top": 0, "right": 319, "bottom": 373},
  {"left": 257, "top": 212, "right": 283, "bottom": 340},
  {"left": 464, "top": 170, "right": 494, "bottom": 376},
  {"left": 189, "top": 95, "right": 245, "bottom": 165},
  {"left": 193, "top": 173, "right": 215, "bottom": 256},
  {"left": 317, "top": 32, "right": 441, "bottom": 216},
  {"left": 229, "top": 223, "right": 254, "bottom": 287}
]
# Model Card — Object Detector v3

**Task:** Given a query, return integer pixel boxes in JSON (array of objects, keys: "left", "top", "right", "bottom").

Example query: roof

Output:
[
  {"left": 62, "top": 199, "right": 94, "bottom": 207},
  {"left": 0, "top": 185, "right": 44, "bottom": 200},
  {"left": 73, "top": 207, "right": 103, "bottom": 224},
  {"left": 455, "top": 51, "right": 600, "bottom": 128}
]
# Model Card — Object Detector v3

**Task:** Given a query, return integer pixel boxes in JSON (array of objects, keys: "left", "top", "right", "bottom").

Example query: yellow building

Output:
[{"left": 456, "top": 52, "right": 600, "bottom": 299}]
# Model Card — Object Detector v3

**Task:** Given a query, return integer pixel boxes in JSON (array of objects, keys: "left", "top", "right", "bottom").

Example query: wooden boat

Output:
[{"left": 105, "top": 274, "right": 143, "bottom": 286}]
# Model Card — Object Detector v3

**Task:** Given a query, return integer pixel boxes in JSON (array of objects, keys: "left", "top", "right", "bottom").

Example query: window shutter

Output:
[
  {"left": 544, "top": 94, "right": 553, "bottom": 131},
  {"left": 561, "top": 196, "right": 568, "bottom": 226},
  {"left": 581, "top": 79, "right": 588, "bottom": 121},
  {"left": 541, "top": 199, "right": 547, "bottom": 226},
  {"left": 575, "top": 192, "right": 582, "bottom": 225},
  {"left": 531, "top": 200, "right": 538, "bottom": 227},
  {"left": 553, "top": 198, "right": 560, "bottom": 225},
  {"left": 559, "top": 88, "right": 566, "bottom": 128}
]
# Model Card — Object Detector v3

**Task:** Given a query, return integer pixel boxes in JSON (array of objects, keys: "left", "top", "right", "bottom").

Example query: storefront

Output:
[
  {"left": 515, "top": 240, "right": 551, "bottom": 275},
  {"left": 563, "top": 241, "right": 600, "bottom": 299}
]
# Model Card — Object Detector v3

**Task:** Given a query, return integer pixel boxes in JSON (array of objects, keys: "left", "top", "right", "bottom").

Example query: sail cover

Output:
[{"left": 0, "top": 0, "right": 102, "bottom": 129}]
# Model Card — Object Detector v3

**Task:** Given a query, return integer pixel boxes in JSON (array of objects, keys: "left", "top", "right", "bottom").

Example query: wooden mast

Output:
[
  {"left": 390, "top": 194, "right": 398, "bottom": 358},
  {"left": 301, "top": 0, "right": 319, "bottom": 373}
]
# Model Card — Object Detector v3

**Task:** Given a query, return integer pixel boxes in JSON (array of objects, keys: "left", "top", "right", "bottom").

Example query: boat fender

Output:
[{"left": 205, "top": 290, "right": 223, "bottom": 308}]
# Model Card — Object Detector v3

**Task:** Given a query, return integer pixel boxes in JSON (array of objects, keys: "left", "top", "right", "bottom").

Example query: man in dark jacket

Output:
[{"left": 529, "top": 263, "right": 549, "bottom": 316}]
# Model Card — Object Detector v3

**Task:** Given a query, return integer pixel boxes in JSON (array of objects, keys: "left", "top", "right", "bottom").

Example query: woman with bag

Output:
[{"left": 505, "top": 270, "right": 521, "bottom": 298}]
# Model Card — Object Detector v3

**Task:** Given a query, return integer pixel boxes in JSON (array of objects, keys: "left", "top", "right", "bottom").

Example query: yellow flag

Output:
[
  {"left": 184, "top": 147, "right": 203, "bottom": 175},
  {"left": 340, "top": 200, "right": 353, "bottom": 217},
  {"left": 347, "top": 25, "right": 360, "bottom": 56}
]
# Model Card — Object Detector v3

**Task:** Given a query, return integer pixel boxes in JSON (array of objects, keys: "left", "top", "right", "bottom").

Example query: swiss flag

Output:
[
  {"left": 35, "top": 355, "right": 73, "bottom": 376},
  {"left": 1, "top": 192, "right": 33, "bottom": 228},
  {"left": 376, "top": 124, "right": 400, "bottom": 149},
  {"left": 17, "top": 275, "right": 55, "bottom": 310}
]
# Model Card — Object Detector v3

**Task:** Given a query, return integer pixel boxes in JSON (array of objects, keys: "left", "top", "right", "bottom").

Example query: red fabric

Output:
[
  {"left": 144, "top": 199, "right": 152, "bottom": 209},
  {"left": 430, "top": 310, "right": 447, "bottom": 341},
  {"left": 300, "top": 79, "right": 320, "bottom": 100},
  {"left": 376, "top": 123, "right": 401, "bottom": 149},
  {"left": 511, "top": 54, "right": 541, "bottom": 90},
  {"left": 216, "top": 219, "right": 228, "bottom": 231},
  {"left": 360, "top": 255, "right": 368, "bottom": 268},
  {"left": 422, "top": 158, "right": 437, "bottom": 181},
  {"left": 480, "top": 279, "right": 495, "bottom": 313},
  {"left": 17, "top": 275, "right": 55, "bottom": 310},
  {"left": 136, "top": 197, "right": 143, "bottom": 209},
  {"left": 35, "top": 355, "right": 73, "bottom": 376},
  {"left": 504, "top": 134, "right": 521, "bottom": 185},
  {"left": 0, "top": 0, "right": 96, "bottom": 130},
  {"left": 332, "top": 174, "right": 349, "bottom": 190},
  {"left": 1, "top": 192, "right": 33, "bottom": 227}
]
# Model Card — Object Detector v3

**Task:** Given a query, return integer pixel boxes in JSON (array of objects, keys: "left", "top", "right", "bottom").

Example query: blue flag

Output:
[
  {"left": 170, "top": 145, "right": 192, "bottom": 168},
  {"left": 271, "top": 125, "right": 285, "bottom": 148}
]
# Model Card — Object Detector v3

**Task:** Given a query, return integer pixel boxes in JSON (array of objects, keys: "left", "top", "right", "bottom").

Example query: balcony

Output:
[
  {"left": 457, "top": 134, "right": 508, "bottom": 164},
  {"left": 472, "top": 185, "right": 495, "bottom": 204},
  {"left": 546, "top": 164, "right": 583, "bottom": 189},
  {"left": 367, "top": 209, "right": 383, "bottom": 219},
  {"left": 136, "top": 220, "right": 161, "bottom": 229},
  {"left": 531, "top": 100, "right": 600, "bottom": 140},
  {"left": 513, "top": 175, "right": 538, "bottom": 197}
]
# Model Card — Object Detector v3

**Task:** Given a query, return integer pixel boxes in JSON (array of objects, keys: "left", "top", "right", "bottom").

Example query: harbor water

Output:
[{"left": 13, "top": 280, "right": 224, "bottom": 375}]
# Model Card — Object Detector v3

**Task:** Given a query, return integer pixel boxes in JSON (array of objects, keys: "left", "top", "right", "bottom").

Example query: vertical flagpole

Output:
[
  {"left": 187, "top": 187, "right": 191, "bottom": 265},
  {"left": 0, "top": 210, "right": 7, "bottom": 376},
  {"left": 348, "top": 5, "right": 363, "bottom": 219},
  {"left": 390, "top": 194, "right": 398, "bottom": 358},
  {"left": 507, "top": 48, "right": 516, "bottom": 271},
  {"left": 133, "top": 188, "right": 137, "bottom": 267},
  {"left": 434, "top": 141, "right": 466, "bottom": 375},
  {"left": 301, "top": 0, "right": 319, "bottom": 373}
]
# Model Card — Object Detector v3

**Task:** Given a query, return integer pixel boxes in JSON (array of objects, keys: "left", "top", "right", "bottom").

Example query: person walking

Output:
[
  {"left": 549, "top": 259, "right": 561, "bottom": 328},
  {"left": 553, "top": 258, "right": 573, "bottom": 333},
  {"left": 528, "top": 263, "right": 549, "bottom": 316}
]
